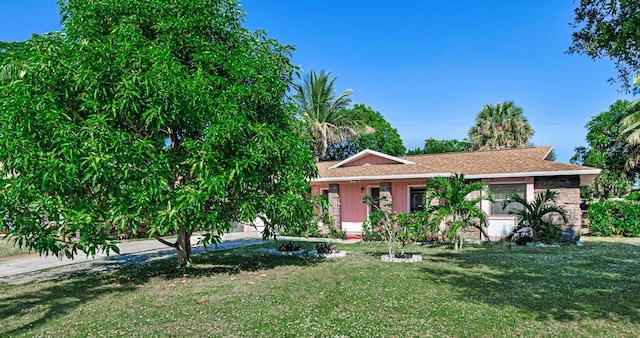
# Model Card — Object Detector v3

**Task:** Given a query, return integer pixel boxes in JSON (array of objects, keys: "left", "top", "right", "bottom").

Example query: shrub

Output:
[
  {"left": 362, "top": 210, "right": 432, "bottom": 244},
  {"left": 625, "top": 191, "right": 640, "bottom": 201},
  {"left": 275, "top": 241, "right": 301, "bottom": 252},
  {"left": 588, "top": 200, "right": 640, "bottom": 237},
  {"left": 314, "top": 242, "right": 339, "bottom": 254},
  {"left": 361, "top": 211, "right": 385, "bottom": 241},
  {"left": 328, "top": 227, "right": 347, "bottom": 239},
  {"left": 504, "top": 189, "right": 568, "bottom": 244}
]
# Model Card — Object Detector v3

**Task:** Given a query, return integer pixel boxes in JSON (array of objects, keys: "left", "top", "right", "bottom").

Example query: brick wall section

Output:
[
  {"left": 328, "top": 184, "right": 341, "bottom": 231},
  {"left": 380, "top": 182, "right": 392, "bottom": 212},
  {"left": 534, "top": 175, "right": 581, "bottom": 235},
  {"left": 462, "top": 190, "right": 481, "bottom": 240}
]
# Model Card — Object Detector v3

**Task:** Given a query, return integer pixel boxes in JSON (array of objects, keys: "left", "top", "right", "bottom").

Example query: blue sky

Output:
[{"left": 0, "top": 1, "right": 633, "bottom": 162}]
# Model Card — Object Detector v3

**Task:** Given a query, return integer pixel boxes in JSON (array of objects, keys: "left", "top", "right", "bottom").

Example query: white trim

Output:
[
  {"left": 464, "top": 169, "right": 601, "bottom": 179},
  {"left": 542, "top": 147, "right": 554, "bottom": 160},
  {"left": 484, "top": 178, "right": 527, "bottom": 184},
  {"left": 407, "top": 185, "right": 426, "bottom": 213},
  {"left": 329, "top": 148, "right": 415, "bottom": 169},
  {"left": 312, "top": 173, "right": 453, "bottom": 182},
  {"left": 312, "top": 169, "right": 601, "bottom": 183}
]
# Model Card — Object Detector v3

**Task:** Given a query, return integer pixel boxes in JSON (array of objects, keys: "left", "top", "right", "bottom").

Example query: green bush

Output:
[
  {"left": 361, "top": 210, "right": 433, "bottom": 244},
  {"left": 588, "top": 200, "right": 640, "bottom": 237},
  {"left": 361, "top": 211, "right": 385, "bottom": 241}
]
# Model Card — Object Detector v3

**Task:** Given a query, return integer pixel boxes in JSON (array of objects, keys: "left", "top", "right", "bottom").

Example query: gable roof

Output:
[
  {"left": 329, "top": 149, "right": 415, "bottom": 169},
  {"left": 314, "top": 146, "right": 600, "bottom": 183}
]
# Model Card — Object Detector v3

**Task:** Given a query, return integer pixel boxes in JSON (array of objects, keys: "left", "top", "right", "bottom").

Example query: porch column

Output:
[
  {"left": 380, "top": 182, "right": 392, "bottom": 212},
  {"left": 328, "top": 184, "right": 341, "bottom": 231}
]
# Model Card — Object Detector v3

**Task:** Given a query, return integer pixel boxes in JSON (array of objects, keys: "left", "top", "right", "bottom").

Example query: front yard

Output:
[{"left": 1, "top": 237, "right": 639, "bottom": 337}]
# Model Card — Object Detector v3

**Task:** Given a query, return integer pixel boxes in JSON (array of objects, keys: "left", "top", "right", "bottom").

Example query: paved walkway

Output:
[{"left": 0, "top": 232, "right": 264, "bottom": 284}]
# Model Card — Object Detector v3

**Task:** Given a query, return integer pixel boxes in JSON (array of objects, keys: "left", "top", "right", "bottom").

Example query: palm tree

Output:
[
  {"left": 294, "top": 70, "right": 373, "bottom": 161},
  {"left": 424, "top": 174, "right": 493, "bottom": 250},
  {"left": 503, "top": 189, "right": 569, "bottom": 244},
  {"left": 468, "top": 101, "right": 534, "bottom": 151}
]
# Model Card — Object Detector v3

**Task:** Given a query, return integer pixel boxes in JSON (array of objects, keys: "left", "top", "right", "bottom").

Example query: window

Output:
[
  {"left": 409, "top": 187, "right": 426, "bottom": 212},
  {"left": 369, "top": 187, "right": 380, "bottom": 212},
  {"left": 490, "top": 184, "right": 526, "bottom": 216}
]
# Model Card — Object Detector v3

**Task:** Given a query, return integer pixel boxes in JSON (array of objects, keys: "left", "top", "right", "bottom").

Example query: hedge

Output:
[{"left": 588, "top": 200, "right": 640, "bottom": 237}]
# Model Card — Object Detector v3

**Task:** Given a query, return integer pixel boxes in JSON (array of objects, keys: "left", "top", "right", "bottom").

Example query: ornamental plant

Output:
[
  {"left": 504, "top": 189, "right": 569, "bottom": 244},
  {"left": 363, "top": 195, "right": 424, "bottom": 257}
]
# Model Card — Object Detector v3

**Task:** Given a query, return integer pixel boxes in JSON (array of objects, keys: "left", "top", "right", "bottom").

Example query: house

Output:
[{"left": 311, "top": 146, "right": 600, "bottom": 239}]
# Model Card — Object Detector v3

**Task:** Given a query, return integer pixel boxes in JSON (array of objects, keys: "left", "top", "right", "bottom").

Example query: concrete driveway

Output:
[{"left": 0, "top": 231, "right": 264, "bottom": 284}]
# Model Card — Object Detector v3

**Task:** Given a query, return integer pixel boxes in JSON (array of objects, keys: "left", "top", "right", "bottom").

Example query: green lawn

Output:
[{"left": 1, "top": 237, "right": 639, "bottom": 337}]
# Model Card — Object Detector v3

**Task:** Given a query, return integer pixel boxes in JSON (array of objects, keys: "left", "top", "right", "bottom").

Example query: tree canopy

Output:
[
  {"left": 468, "top": 101, "right": 534, "bottom": 151},
  {"left": 294, "top": 71, "right": 373, "bottom": 161},
  {"left": 323, "top": 104, "right": 405, "bottom": 160},
  {"left": 0, "top": 0, "right": 317, "bottom": 267},
  {"left": 406, "top": 138, "right": 471, "bottom": 155},
  {"left": 570, "top": 100, "right": 640, "bottom": 199},
  {"left": 568, "top": 0, "right": 640, "bottom": 91}
]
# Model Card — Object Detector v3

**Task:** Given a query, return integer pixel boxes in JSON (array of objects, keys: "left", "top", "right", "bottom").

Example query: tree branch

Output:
[{"left": 154, "top": 234, "right": 177, "bottom": 248}]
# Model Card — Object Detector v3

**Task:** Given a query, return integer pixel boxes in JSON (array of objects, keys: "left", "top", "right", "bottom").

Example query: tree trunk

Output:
[{"left": 176, "top": 228, "right": 192, "bottom": 268}]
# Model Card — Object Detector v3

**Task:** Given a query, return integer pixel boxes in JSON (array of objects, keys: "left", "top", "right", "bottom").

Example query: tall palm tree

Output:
[
  {"left": 424, "top": 174, "right": 493, "bottom": 250},
  {"left": 621, "top": 88, "right": 640, "bottom": 169},
  {"left": 294, "top": 70, "right": 373, "bottom": 161},
  {"left": 503, "top": 189, "right": 569, "bottom": 244},
  {"left": 468, "top": 101, "right": 534, "bottom": 151}
]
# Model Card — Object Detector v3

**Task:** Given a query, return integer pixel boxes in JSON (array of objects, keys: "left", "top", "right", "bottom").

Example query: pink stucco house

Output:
[{"left": 311, "top": 146, "right": 600, "bottom": 239}]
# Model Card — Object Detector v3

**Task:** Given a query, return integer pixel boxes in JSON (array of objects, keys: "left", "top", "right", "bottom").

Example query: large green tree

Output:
[
  {"left": 568, "top": 0, "right": 640, "bottom": 91},
  {"left": 571, "top": 100, "right": 639, "bottom": 199},
  {"left": 323, "top": 104, "right": 405, "bottom": 160},
  {"left": 294, "top": 71, "right": 373, "bottom": 161},
  {"left": 468, "top": 101, "right": 534, "bottom": 151},
  {"left": 406, "top": 138, "right": 471, "bottom": 155},
  {"left": 0, "top": 0, "right": 317, "bottom": 267}
]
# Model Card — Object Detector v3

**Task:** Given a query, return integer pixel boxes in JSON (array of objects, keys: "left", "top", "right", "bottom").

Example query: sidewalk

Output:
[{"left": 0, "top": 231, "right": 264, "bottom": 284}]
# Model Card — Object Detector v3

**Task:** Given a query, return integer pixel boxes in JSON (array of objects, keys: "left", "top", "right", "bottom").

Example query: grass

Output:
[
  {"left": 0, "top": 236, "right": 33, "bottom": 257},
  {"left": 1, "top": 237, "right": 640, "bottom": 337}
]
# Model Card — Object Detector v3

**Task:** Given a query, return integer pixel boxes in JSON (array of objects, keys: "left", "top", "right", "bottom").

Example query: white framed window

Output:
[
  {"left": 409, "top": 187, "right": 426, "bottom": 212},
  {"left": 490, "top": 184, "right": 526, "bottom": 216}
]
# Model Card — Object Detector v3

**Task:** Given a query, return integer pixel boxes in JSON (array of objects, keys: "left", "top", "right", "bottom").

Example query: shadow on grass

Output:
[
  {"left": 0, "top": 245, "right": 318, "bottom": 336},
  {"left": 418, "top": 240, "right": 640, "bottom": 322}
]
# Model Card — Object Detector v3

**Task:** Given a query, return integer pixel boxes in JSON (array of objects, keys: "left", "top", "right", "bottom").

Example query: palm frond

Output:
[{"left": 294, "top": 70, "right": 373, "bottom": 159}]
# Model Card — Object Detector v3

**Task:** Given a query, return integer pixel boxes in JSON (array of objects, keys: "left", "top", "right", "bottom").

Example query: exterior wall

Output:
[
  {"left": 311, "top": 175, "right": 580, "bottom": 237},
  {"left": 310, "top": 179, "right": 430, "bottom": 233},
  {"left": 343, "top": 154, "right": 399, "bottom": 167},
  {"left": 390, "top": 180, "right": 430, "bottom": 212},
  {"left": 312, "top": 183, "right": 329, "bottom": 195},
  {"left": 534, "top": 175, "right": 582, "bottom": 235}
]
